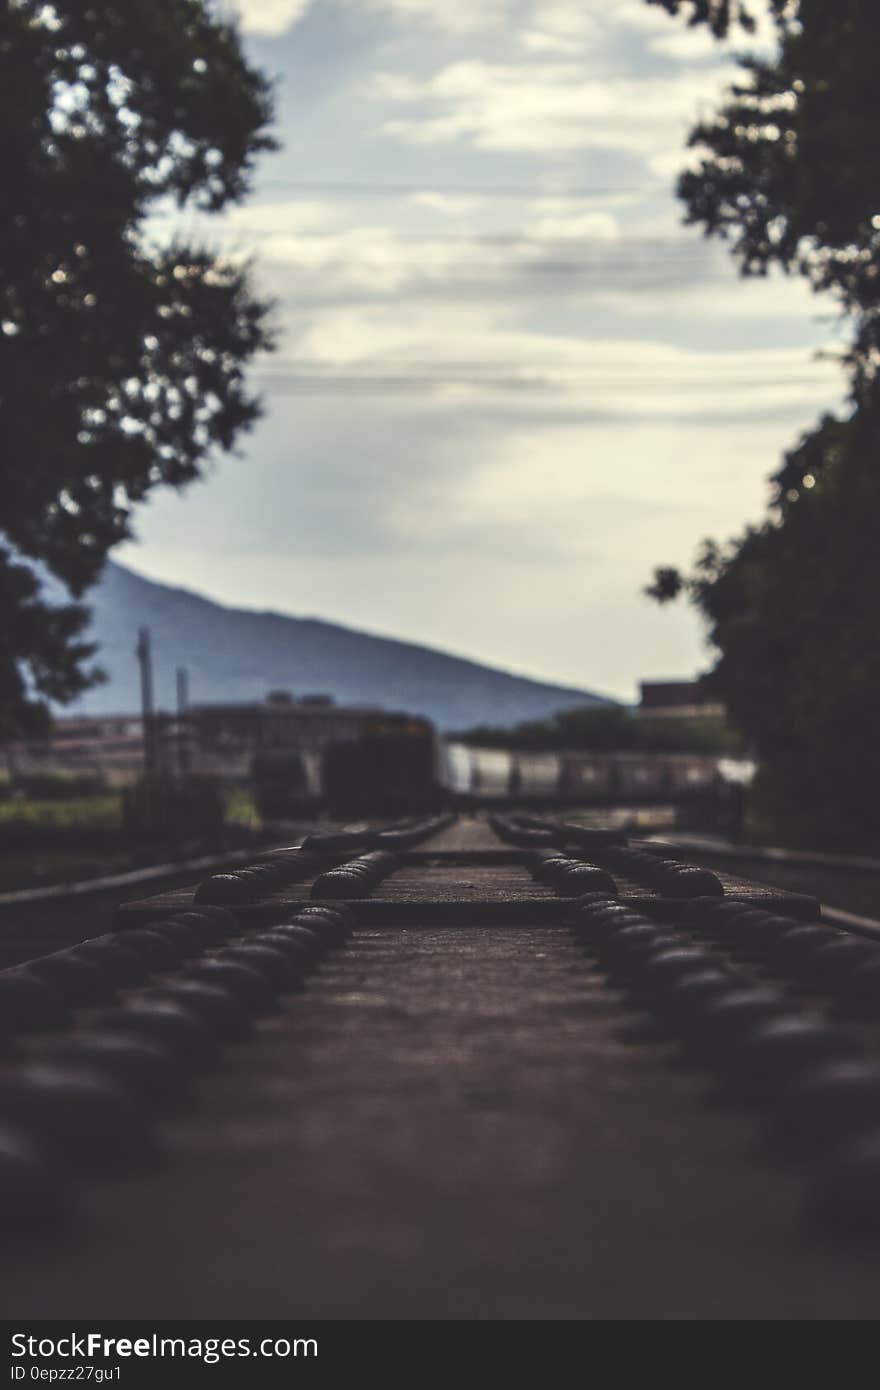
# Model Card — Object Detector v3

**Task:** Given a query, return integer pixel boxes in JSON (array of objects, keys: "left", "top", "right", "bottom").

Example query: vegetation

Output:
[
  {"left": 0, "top": 850, "right": 134, "bottom": 894},
  {"left": 0, "top": 1, "right": 275, "bottom": 739},
  {"left": 0, "top": 792, "right": 122, "bottom": 829},
  {"left": 456, "top": 705, "right": 745, "bottom": 755},
  {"left": 0, "top": 780, "right": 263, "bottom": 890},
  {"left": 645, "top": 0, "right": 880, "bottom": 845},
  {"left": 223, "top": 782, "right": 260, "bottom": 827},
  {"left": 0, "top": 779, "right": 256, "bottom": 830}
]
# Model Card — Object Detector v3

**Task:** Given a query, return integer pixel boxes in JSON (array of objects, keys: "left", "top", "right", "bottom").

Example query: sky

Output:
[{"left": 117, "top": 0, "right": 847, "bottom": 702}]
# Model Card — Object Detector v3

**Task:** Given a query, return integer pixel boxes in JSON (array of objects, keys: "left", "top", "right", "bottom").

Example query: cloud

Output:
[
  {"left": 223, "top": 219, "right": 642, "bottom": 295},
  {"left": 232, "top": 0, "right": 518, "bottom": 37},
  {"left": 133, "top": 0, "right": 836, "bottom": 703},
  {"left": 373, "top": 59, "right": 731, "bottom": 155},
  {"left": 220, "top": 199, "right": 341, "bottom": 234},
  {"left": 230, "top": 0, "right": 313, "bottom": 36},
  {"left": 591, "top": 264, "right": 833, "bottom": 324},
  {"left": 614, "top": 0, "right": 778, "bottom": 59},
  {"left": 246, "top": 225, "right": 483, "bottom": 292},
  {"left": 518, "top": 4, "right": 602, "bottom": 56},
  {"left": 226, "top": 0, "right": 765, "bottom": 61},
  {"left": 216, "top": 210, "right": 830, "bottom": 344},
  {"left": 408, "top": 191, "right": 486, "bottom": 217},
  {"left": 649, "top": 26, "right": 722, "bottom": 62},
  {"left": 118, "top": 394, "right": 819, "bottom": 700},
  {"left": 526, "top": 207, "right": 618, "bottom": 240},
  {"left": 364, "top": 0, "right": 513, "bottom": 32},
  {"left": 262, "top": 301, "right": 844, "bottom": 420}
]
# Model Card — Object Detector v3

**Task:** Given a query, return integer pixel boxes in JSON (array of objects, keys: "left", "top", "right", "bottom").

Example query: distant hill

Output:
[{"left": 63, "top": 562, "right": 613, "bottom": 731}]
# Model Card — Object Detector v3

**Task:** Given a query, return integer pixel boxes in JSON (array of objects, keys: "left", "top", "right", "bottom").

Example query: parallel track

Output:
[
  {"left": 4, "top": 813, "right": 880, "bottom": 1318},
  {"left": 667, "top": 833, "right": 880, "bottom": 933},
  {"left": 0, "top": 844, "right": 292, "bottom": 970}
]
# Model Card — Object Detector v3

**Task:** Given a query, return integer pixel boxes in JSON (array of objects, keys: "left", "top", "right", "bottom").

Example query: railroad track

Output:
[
  {"left": 0, "top": 844, "right": 294, "bottom": 973},
  {"left": 665, "top": 832, "right": 880, "bottom": 933},
  {"left": 3, "top": 811, "right": 880, "bottom": 1319}
]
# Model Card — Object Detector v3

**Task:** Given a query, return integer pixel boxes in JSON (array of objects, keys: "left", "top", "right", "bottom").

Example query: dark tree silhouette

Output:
[
  {"left": 0, "top": 0, "right": 275, "bottom": 735},
  {"left": 645, "top": 0, "right": 880, "bottom": 843}
]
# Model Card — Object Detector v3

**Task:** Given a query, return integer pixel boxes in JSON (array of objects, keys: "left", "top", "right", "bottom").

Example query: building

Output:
[
  {"left": 4, "top": 692, "right": 410, "bottom": 785},
  {"left": 185, "top": 691, "right": 385, "bottom": 777},
  {"left": 5, "top": 714, "right": 148, "bottom": 782},
  {"left": 637, "top": 681, "right": 726, "bottom": 721}
]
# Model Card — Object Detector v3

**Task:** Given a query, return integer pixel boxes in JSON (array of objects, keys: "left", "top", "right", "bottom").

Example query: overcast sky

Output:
[{"left": 117, "top": 0, "right": 846, "bottom": 702}]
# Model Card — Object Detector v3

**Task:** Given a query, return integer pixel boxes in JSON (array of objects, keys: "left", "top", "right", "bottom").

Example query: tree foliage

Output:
[
  {"left": 645, "top": 0, "right": 880, "bottom": 843},
  {"left": 0, "top": 1, "right": 275, "bottom": 733},
  {"left": 457, "top": 705, "right": 743, "bottom": 755},
  {"left": 0, "top": 550, "right": 97, "bottom": 741}
]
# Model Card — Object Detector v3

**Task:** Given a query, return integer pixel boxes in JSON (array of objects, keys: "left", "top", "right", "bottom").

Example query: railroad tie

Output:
[{"left": 5, "top": 813, "right": 880, "bottom": 1321}]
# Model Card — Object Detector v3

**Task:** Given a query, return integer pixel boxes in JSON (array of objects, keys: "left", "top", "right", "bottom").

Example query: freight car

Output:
[
  {"left": 322, "top": 714, "right": 439, "bottom": 815},
  {"left": 443, "top": 744, "right": 728, "bottom": 807},
  {"left": 252, "top": 712, "right": 439, "bottom": 818},
  {"left": 250, "top": 748, "right": 322, "bottom": 818},
  {"left": 252, "top": 727, "right": 733, "bottom": 819}
]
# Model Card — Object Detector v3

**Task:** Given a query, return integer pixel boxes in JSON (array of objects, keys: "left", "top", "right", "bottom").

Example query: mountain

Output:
[{"left": 64, "top": 562, "right": 613, "bottom": 730}]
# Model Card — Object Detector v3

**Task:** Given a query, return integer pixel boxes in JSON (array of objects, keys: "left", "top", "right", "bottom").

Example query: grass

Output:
[
  {"left": 0, "top": 784, "right": 267, "bottom": 892},
  {"left": 566, "top": 804, "right": 679, "bottom": 831},
  {"left": 0, "top": 784, "right": 262, "bottom": 836},
  {"left": 0, "top": 849, "right": 135, "bottom": 893},
  {"left": 222, "top": 783, "right": 260, "bottom": 827},
  {"left": 0, "top": 794, "right": 123, "bottom": 829}
]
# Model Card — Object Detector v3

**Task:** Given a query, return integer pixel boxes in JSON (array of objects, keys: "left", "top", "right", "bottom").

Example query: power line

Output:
[
  {"left": 251, "top": 369, "right": 831, "bottom": 393},
  {"left": 151, "top": 207, "right": 710, "bottom": 251},
  {"left": 201, "top": 230, "right": 719, "bottom": 252},
  {"left": 254, "top": 178, "right": 665, "bottom": 198}
]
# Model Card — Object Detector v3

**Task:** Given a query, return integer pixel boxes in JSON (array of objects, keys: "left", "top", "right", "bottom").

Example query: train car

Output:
[
  {"left": 665, "top": 754, "right": 721, "bottom": 797},
  {"left": 555, "top": 751, "right": 726, "bottom": 805},
  {"left": 251, "top": 725, "right": 732, "bottom": 819},
  {"left": 441, "top": 744, "right": 518, "bottom": 801},
  {"left": 322, "top": 713, "right": 439, "bottom": 815},
  {"left": 440, "top": 741, "right": 475, "bottom": 798},
  {"left": 251, "top": 749, "right": 322, "bottom": 819},
  {"left": 558, "top": 752, "right": 613, "bottom": 801},
  {"left": 613, "top": 753, "right": 667, "bottom": 800},
  {"left": 512, "top": 752, "right": 562, "bottom": 800},
  {"left": 465, "top": 746, "right": 516, "bottom": 800}
]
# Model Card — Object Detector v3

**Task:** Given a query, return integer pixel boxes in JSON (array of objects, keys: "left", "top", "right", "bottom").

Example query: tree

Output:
[
  {"left": 0, "top": 0, "right": 275, "bottom": 735},
  {"left": 645, "top": 0, "right": 880, "bottom": 843},
  {"left": 456, "top": 704, "right": 742, "bottom": 755}
]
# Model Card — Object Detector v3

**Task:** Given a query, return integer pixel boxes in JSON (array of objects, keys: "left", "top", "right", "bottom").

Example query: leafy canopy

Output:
[
  {"left": 458, "top": 705, "right": 743, "bottom": 756},
  {"left": 0, "top": 1, "right": 275, "bottom": 736},
  {"left": 645, "top": 0, "right": 880, "bottom": 843}
]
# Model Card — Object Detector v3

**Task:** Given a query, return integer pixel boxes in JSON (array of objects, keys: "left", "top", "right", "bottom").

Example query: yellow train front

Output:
[{"left": 321, "top": 713, "right": 440, "bottom": 815}]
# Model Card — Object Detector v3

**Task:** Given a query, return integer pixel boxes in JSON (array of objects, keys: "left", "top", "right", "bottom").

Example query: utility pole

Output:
[
  {"left": 135, "top": 626, "right": 155, "bottom": 778},
  {"left": 176, "top": 665, "right": 190, "bottom": 778}
]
